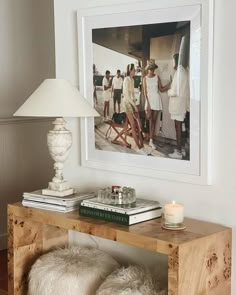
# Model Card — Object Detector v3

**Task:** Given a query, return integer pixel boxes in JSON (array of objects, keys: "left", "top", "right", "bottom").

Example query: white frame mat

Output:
[{"left": 55, "top": 0, "right": 214, "bottom": 184}]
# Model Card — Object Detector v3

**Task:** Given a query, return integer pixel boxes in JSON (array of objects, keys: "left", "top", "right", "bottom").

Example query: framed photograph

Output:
[{"left": 78, "top": 0, "right": 213, "bottom": 184}]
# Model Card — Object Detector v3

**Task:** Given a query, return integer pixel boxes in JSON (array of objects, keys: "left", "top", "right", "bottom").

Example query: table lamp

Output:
[{"left": 13, "top": 79, "right": 99, "bottom": 197}]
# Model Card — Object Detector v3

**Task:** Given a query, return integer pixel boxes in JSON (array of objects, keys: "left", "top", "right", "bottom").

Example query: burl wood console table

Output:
[{"left": 8, "top": 203, "right": 232, "bottom": 295}]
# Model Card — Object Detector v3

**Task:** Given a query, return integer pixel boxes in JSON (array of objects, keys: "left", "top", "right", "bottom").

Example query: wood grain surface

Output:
[{"left": 8, "top": 203, "right": 232, "bottom": 295}]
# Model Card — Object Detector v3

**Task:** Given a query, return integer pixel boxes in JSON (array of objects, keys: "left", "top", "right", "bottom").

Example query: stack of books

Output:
[
  {"left": 79, "top": 197, "right": 162, "bottom": 225},
  {"left": 22, "top": 190, "right": 94, "bottom": 213}
]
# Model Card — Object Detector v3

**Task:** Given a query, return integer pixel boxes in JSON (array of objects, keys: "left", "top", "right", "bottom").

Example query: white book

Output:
[
  {"left": 22, "top": 199, "right": 78, "bottom": 213},
  {"left": 124, "top": 208, "right": 162, "bottom": 225},
  {"left": 79, "top": 205, "right": 162, "bottom": 225},
  {"left": 81, "top": 198, "right": 161, "bottom": 215},
  {"left": 23, "top": 190, "right": 94, "bottom": 207}
]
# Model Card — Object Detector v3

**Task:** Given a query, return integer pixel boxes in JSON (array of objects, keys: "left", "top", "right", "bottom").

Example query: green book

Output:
[{"left": 79, "top": 205, "right": 162, "bottom": 225}]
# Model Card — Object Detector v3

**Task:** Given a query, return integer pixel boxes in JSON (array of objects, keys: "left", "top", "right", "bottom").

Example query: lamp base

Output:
[
  {"left": 42, "top": 181, "right": 75, "bottom": 197},
  {"left": 42, "top": 188, "right": 75, "bottom": 197},
  {"left": 44, "top": 118, "right": 75, "bottom": 197}
]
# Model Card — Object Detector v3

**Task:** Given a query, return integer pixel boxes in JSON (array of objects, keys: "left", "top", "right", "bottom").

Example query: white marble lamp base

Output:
[
  {"left": 43, "top": 117, "right": 75, "bottom": 197},
  {"left": 42, "top": 181, "right": 75, "bottom": 197}
]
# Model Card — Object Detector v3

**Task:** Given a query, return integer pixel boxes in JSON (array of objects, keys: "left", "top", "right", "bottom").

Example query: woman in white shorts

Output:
[{"left": 143, "top": 60, "right": 170, "bottom": 149}]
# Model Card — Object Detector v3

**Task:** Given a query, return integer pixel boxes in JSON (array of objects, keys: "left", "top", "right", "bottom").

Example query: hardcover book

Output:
[
  {"left": 23, "top": 190, "right": 94, "bottom": 207},
  {"left": 79, "top": 205, "right": 162, "bottom": 225},
  {"left": 22, "top": 199, "right": 78, "bottom": 213},
  {"left": 81, "top": 197, "right": 161, "bottom": 215}
]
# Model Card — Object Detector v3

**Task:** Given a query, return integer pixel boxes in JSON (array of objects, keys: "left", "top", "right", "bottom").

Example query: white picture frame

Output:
[{"left": 77, "top": 0, "right": 213, "bottom": 185}]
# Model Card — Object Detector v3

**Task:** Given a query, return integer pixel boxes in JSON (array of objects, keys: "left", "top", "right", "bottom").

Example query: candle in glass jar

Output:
[{"left": 164, "top": 201, "right": 184, "bottom": 225}]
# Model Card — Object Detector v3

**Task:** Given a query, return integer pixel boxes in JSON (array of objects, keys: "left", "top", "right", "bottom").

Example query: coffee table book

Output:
[
  {"left": 81, "top": 197, "right": 161, "bottom": 215},
  {"left": 79, "top": 205, "right": 162, "bottom": 225},
  {"left": 22, "top": 191, "right": 95, "bottom": 213},
  {"left": 22, "top": 199, "right": 78, "bottom": 213},
  {"left": 23, "top": 190, "right": 94, "bottom": 206}
]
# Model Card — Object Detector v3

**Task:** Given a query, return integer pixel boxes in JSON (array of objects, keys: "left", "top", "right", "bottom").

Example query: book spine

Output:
[
  {"left": 79, "top": 206, "right": 130, "bottom": 225},
  {"left": 23, "top": 196, "right": 65, "bottom": 206}
]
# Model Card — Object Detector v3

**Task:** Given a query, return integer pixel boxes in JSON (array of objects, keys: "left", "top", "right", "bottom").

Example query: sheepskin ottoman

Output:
[
  {"left": 96, "top": 265, "right": 167, "bottom": 295},
  {"left": 28, "top": 247, "right": 119, "bottom": 295}
]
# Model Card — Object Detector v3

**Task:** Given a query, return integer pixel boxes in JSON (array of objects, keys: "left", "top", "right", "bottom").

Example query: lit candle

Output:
[{"left": 164, "top": 201, "right": 184, "bottom": 225}]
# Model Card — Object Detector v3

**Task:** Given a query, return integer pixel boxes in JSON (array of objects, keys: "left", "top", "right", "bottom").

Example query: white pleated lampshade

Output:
[{"left": 13, "top": 79, "right": 99, "bottom": 117}]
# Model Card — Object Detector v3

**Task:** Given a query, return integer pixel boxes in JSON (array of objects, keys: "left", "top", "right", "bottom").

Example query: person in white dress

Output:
[
  {"left": 167, "top": 53, "right": 190, "bottom": 159},
  {"left": 143, "top": 60, "right": 170, "bottom": 149}
]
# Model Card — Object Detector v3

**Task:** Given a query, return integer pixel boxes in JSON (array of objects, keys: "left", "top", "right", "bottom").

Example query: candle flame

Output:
[{"left": 172, "top": 200, "right": 176, "bottom": 205}]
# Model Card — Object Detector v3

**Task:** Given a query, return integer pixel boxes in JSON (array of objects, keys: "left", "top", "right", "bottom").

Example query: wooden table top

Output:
[{"left": 8, "top": 203, "right": 231, "bottom": 255}]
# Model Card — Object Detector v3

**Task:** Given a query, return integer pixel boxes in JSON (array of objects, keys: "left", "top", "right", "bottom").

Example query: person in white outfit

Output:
[
  {"left": 102, "top": 70, "right": 112, "bottom": 120},
  {"left": 168, "top": 53, "right": 190, "bottom": 159},
  {"left": 122, "top": 63, "right": 146, "bottom": 154},
  {"left": 143, "top": 60, "right": 170, "bottom": 149},
  {"left": 112, "top": 70, "right": 123, "bottom": 113}
]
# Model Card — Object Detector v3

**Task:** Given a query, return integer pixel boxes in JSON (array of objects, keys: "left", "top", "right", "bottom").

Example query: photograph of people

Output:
[
  {"left": 143, "top": 59, "right": 171, "bottom": 149},
  {"left": 122, "top": 63, "right": 146, "bottom": 154},
  {"left": 112, "top": 69, "right": 123, "bottom": 113},
  {"left": 168, "top": 53, "right": 190, "bottom": 159},
  {"left": 102, "top": 70, "right": 112, "bottom": 120},
  {"left": 92, "top": 21, "right": 191, "bottom": 160}
]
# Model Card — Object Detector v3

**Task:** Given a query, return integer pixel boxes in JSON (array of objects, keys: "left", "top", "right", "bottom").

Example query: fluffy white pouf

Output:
[
  {"left": 28, "top": 247, "right": 119, "bottom": 295},
  {"left": 96, "top": 265, "right": 167, "bottom": 295}
]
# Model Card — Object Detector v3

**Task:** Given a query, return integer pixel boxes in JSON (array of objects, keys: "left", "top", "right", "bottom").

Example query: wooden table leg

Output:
[
  {"left": 168, "top": 248, "right": 179, "bottom": 295},
  {"left": 8, "top": 206, "right": 68, "bottom": 295},
  {"left": 167, "top": 230, "right": 232, "bottom": 295}
]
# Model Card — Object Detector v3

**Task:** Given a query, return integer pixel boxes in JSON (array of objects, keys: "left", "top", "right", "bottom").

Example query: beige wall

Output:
[
  {"left": 0, "top": 0, "right": 55, "bottom": 249},
  {"left": 0, "top": 119, "right": 54, "bottom": 249},
  {"left": 0, "top": 0, "right": 55, "bottom": 118}
]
